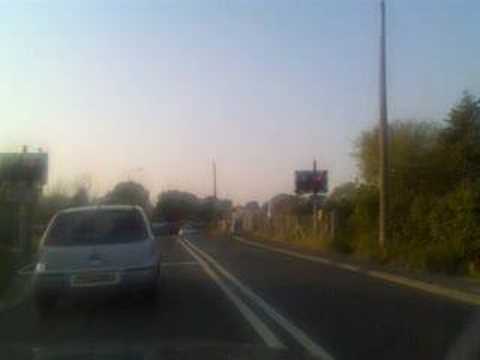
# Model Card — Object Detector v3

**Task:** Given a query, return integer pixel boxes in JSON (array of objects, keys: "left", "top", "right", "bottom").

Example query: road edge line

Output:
[
  {"left": 178, "top": 239, "right": 285, "bottom": 350},
  {"left": 183, "top": 238, "right": 334, "bottom": 360},
  {"left": 234, "top": 236, "right": 480, "bottom": 307},
  {"left": 367, "top": 270, "right": 480, "bottom": 306}
]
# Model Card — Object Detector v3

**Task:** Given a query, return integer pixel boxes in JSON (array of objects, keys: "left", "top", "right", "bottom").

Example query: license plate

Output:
[{"left": 71, "top": 271, "right": 119, "bottom": 287}]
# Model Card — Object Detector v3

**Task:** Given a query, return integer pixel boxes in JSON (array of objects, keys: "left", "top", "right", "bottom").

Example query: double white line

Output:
[{"left": 180, "top": 238, "right": 334, "bottom": 360}]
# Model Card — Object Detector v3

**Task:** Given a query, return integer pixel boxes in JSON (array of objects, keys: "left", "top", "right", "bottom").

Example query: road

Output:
[{"left": 0, "top": 233, "right": 478, "bottom": 359}]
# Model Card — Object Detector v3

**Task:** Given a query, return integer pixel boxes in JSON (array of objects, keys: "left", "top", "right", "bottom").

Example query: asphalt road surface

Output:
[{"left": 0, "top": 233, "right": 479, "bottom": 360}]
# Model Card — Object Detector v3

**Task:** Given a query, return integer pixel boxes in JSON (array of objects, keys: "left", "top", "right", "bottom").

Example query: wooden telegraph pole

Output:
[
  {"left": 378, "top": 0, "right": 389, "bottom": 254},
  {"left": 312, "top": 159, "right": 318, "bottom": 236}
]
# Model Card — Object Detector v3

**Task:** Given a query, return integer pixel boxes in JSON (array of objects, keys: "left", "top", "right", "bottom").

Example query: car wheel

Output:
[{"left": 142, "top": 269, "right": 161, "bottom": 303}]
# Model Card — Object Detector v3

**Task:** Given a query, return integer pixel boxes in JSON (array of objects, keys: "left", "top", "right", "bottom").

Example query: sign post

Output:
[
  {"left": 295, "top": 161, "right": 328, "bottom": 239},
  {"left": 0, "top": 151, "right": 48, "bottom": 265},
  {"left": 312, "top": 160, "right": 318, "bottom": 235}
]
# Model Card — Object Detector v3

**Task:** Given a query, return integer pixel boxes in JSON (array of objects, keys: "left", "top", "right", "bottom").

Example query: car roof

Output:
[{"left": 59, "top": 205, "right": 142, "bottom": 214}]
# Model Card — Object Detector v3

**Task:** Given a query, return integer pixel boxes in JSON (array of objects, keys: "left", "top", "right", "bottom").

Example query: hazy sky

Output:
[{"left": 2, "top": 0, "right": 479, "bottom": 204}]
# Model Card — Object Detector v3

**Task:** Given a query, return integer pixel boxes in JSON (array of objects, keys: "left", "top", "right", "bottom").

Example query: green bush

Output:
[
  {"left": 349, "top": 186, "right": 379, "bottom": 258},
  {"left": 426, "top": 182, "right": 480, "bottom": 273},
  {"left": 331, "top": 228, "right": 354, "bottom": 254},
  {"left": 424, "top": 243, "right": 464, "bottom": 274}
]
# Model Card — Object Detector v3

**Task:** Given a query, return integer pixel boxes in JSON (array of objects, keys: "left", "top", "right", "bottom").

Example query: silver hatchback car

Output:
[{"left": 33, "top": 205, "right": 161, "bottom": 313}]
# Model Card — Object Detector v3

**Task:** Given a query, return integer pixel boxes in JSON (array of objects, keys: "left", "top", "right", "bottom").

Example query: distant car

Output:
[
  {"left": 151, "top": 222, "right": 180, "bottom": 237},
  {"left": 33, "top": 205, "right": 161, "bottom": 314}
]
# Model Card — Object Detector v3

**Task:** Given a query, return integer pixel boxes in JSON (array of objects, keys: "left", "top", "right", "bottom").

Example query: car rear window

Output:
[{"left": 45, "top": 209, "right": 148, "bottom": 246}]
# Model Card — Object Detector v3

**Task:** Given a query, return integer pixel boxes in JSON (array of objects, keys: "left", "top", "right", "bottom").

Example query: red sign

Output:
[{"left": 295, "top": 170, "right": 328, "bottom": 194}]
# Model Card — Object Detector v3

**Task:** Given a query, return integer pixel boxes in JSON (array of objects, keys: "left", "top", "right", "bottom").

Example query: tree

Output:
[
  {"left": 73, "top": 173, "right": 93, "bottom": 194},
  {"left": 269, "top": 194, "right": 299, "bottom": 217},
  {"left": 196, "top": 197, "right": 216, "bottom": 223},
  {"left": 196, "top": 196, "right": 232, "bottom": 223},
  {"left": 326, "top": 182, "right": 358, "bottom": 222},
  {"left": 70, "top": 187, "right": 89, "bottom": 207},
  {"left": 245, "top": 201, "right": 260, "bottom": 211},
  {"left": 215, "top": 198, "right": 233, "bottom": 219},
  {"left": 153, "top": 190, "right": 198, "bottom": 222},
  {"left": 440, "top": 92, "right": 480, "bottom": 186},
  {"left": 153, "top": 190, "right": 233, "bottom": 224},
  {"left": 103, "top": 181, "right": 151, "bottom": 212},
  {"left": 35, "top": 187, "right": 71, "bottom": 225},
  {"left": 355, "top": 120, "right": 442, "bottom": 194},
  {"left": 328, "top": 182, "right": 357, "bottom": 204}
]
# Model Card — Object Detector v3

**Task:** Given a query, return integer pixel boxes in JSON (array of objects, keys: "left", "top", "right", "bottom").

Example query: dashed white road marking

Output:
[
  {"left": 183, "top": 238, "right": 334, "bottom": 360},
  {"left": 179, "top": 239, "right": 285, "bottom": 350}
]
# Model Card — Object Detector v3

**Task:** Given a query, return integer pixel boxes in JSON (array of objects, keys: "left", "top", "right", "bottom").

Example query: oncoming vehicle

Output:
[
  {"left": 33, "top": 205, "right": 161, "bottom": 314},
  {"left": 151, "top": 222, "right": 180, "bottom": 237}
]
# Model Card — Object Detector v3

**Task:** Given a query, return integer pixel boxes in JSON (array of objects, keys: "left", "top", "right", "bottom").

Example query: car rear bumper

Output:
[{"left": 33, "top": 266, "right": 159, "bottom": 297}]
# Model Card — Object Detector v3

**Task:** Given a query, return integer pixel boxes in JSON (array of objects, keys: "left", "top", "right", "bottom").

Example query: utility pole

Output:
[
  {"left": 213, "top": 160, "right": 217, "bottom": 200},
  {"left": 379, "top": 0, "right": 389, "bottom": 254},
  {"left": 312, "top": 159, "right": 318, "bottom": 237}
]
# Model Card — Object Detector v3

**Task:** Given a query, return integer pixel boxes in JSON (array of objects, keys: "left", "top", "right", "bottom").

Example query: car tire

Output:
[{"left": 142, "top": 268, "right": 161, "bottom": 304}]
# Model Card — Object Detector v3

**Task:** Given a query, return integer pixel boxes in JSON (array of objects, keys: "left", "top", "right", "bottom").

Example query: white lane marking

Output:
[
  {"left": 183, "top": 238, "right": 334, "bottom": 360},
  {"left": 235, "top": 236, "right": 480, "bottom": 307},
  {"left": 179, "top": 240, "right": 285, "bottom": 349},
  {"left": 161, "top": 261, "right": 199, "bottom": 267}
]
